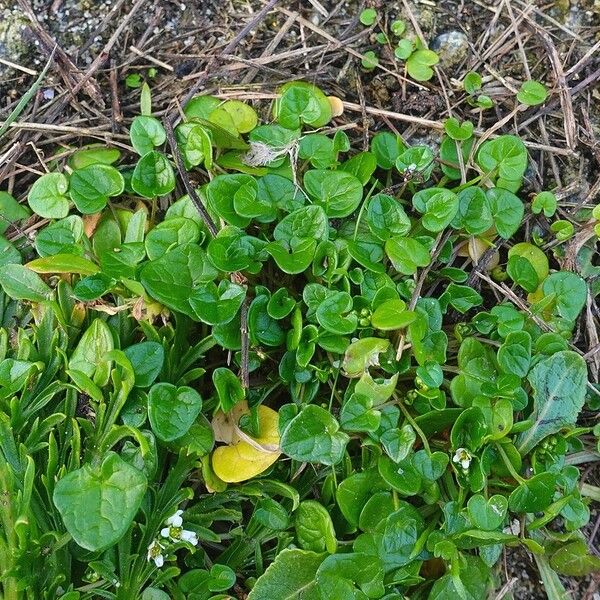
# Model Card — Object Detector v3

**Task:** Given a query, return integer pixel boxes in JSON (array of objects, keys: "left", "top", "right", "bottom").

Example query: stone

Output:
[
  {"left": 0, "top": 8, "right": 31, "bottom": 78},
  {"left": 431, "top": 31, "right": 469, "bottom": 70}
]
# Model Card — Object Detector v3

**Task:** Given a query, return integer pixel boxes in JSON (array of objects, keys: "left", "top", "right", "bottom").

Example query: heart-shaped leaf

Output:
[
  {"left": 148, "top": 383, "right": 203, "bottom": 441},
  {"left": 188, "top": 280, "right": 246, "bottom": 325},
  {"left": 280, "top": 405, "right": 349, "bottom": 466},
  {"left": 53, "top": 452, "right": 147, "bottom": 551},
  {"left": 509, "top": 472, "right": 557, "bottom": 513},
  {"left": 406, "top": 49, "right": 439, "bottom": 81},
  {"left": 467, "top": 494, "right": 507, "bottom": 530},
  {"left": 130, "top": 115, "right": 166, "bottom": 155},
  {"left": 70, "top": 164, "right": 124, "bottom": 214},
  {"left": 340, "top": 393, "right": 381, "bottom": 433},
  {"left": 131, "top": 151, "right": 176, "bottom": 198},
  {"left": 411, "top": 449, "right": 449, "bottom": 482}
]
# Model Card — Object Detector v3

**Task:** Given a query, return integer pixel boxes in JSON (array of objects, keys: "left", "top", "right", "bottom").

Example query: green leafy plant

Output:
[
  {"left": 0, "top": 80, "right": 597, "bottom": 600},
  {"left": 517, "top": 80, "right": 548, "bottom": 106},
  {"left": 359, "top": 12, "right": 439, "bottom": 82}
]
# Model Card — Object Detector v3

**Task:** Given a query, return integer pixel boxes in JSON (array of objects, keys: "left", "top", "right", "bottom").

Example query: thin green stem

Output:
[
  {"left": 394, "top": 394, "right": 430, "bottom": 454},
  {"left": 496, "top": 443, "right": 526, "bottom": 484}
]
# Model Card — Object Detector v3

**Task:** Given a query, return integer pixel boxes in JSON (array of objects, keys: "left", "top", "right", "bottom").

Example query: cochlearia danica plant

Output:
[{"left": 0, "top": 79, "right": 599, "bottom": 600}]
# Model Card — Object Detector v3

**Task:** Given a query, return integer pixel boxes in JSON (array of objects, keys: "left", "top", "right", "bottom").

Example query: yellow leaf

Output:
[
  {"left": 212, "top": 443, "right": 280, "bottom": 483},
  {"left": 212, "top": 401, "right": 250, "bottom": 444},
  {"left": 211, "top": 405, "right": 281, "bottom": 483},
  {"left": 327, "top": 96, "right": 344, "bottom": 117}
]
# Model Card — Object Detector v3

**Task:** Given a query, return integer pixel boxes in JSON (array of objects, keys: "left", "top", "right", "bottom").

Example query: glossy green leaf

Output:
[
  {"left": 295, "top": 500, "right": 337, "bottom": 554},
  {"left": 367, "top": 193, "right": 411, "bottom": 241},
  {"left": 247, "top": 548, "right": 324, "bottom": 600},
  {"left": 508, "top": 472, "right": 557, "bottom": 513},
  {"left": 0, "top": 264, "right": 51, "bottom": 301},
  {"left": 148, "top": 383, "right": 203, "bottom": 441},
  {"left": 385, "top": 237, "right": 430, "bottom": 275},
  {"left": 26, "top": 253, "right": 99, "bottom": 275},
  {"left": 69, "top": 164, "right": 124, "bottom": 214},
  {"left": 189, "top": 280, "right": 246, "bottom": 326},
  {"left": 124, "top": 342, "right": 164, "bottom": 388},
  {"left": 28, "top": 173, "right": 70, "bottom": 218},
  {"left": 413, "top": 188, "right": 458, "bottom": 232},
  {"left": 131, "top": 151, "right": 176, "bottom": 198},
  {"left": 130, "top": 115, "right": 166, "bottom": 156},
  {"left": 280, "top": 405, "right": 349, "bottom": 466},
  {"left": 53, "top": 452, "right": 146, "bottom": 551},
  {"left": 303, "top": 170, "right": 363, "bottom": 218},
  {"left": 516, "top": 351, "right": 587, "bottom": 455}
]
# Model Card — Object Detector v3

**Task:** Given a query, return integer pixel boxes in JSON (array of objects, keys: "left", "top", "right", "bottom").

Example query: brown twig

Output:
[
  {"left": 164, "top": 119, "right": 218, "bottom": 236},
  {"left": 239, "top": 298, "right": 250, "bottom": 390},
  {"left": 109, "top": 60, "right": 123, "bottom": 133},
  {"left": 177, "top": 0, "right": 281, "bottom": 115},
  {"left": 521, "top": 11, "right": 577, "bottom": 150}
]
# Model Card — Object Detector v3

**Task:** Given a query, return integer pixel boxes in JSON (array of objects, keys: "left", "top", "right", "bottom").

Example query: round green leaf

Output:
[
  {"left": 303, "top": 170, "right": 363, "bottom": 218},
  {"left": 131, "top": 151, "right": 176, "bottom": 198},
  {"left": 385, "top": 237, "right": 430, "bottom": 275},
  {"left": 406, "top": 49, "right": 439, "bottom": 81},
  {"left": 412, "top": 187, "right": 459, "bottom": 232},
  {"left": 371, "top": 299, "right": 416, "bottom": 331},
  {"left": 145, "top": 217, "right": 200, "bottom": 260},
  {"left": 188, "top": 280, "right": 246, "bottom": 326},
  {"left": 130, "top": 115, "right": 166, "bottom": 156},
  {"left": 28, "top": 173, "right": 70, "bottom": 218},
  {"left": 517, "top": 80, "right": 548, "bottom": 106},
  {"left": 359, "top": 8, "right": 377, "bottom": 25},
  {"left": 69, "top": 164, "right": 124, "bottom": 214},
  {"left": 280, "top": 405, "right": 349, "bottom": 466}
]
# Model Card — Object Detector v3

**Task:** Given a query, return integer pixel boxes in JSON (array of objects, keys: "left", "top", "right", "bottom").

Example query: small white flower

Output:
[
  {"left": 166, "top": 509, "right": 184, "bottom": 528},
  {"left": 181, "top": 529, "right": 199, "bottom": 546},
  {"left": 147, "top": 540, "right": 165, "bottom": 568},
  {"left": 160, "top": 525, "right": 198, "bottom": 546},
  {"left": 452, "top": 447, "right": 472, "bottom": 470},
  {"left": 160, "top": 508, "right": 198, "bottom": 546}
]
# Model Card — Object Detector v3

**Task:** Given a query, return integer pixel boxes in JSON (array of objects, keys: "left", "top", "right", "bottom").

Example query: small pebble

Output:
[{"left": 431, "top": 30, "right": 469, "bottom": 70}]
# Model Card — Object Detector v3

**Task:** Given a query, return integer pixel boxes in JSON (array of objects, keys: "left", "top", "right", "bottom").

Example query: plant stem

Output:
[
  {"left": 394, "top": 394, "right": 430, "bottom": 454},
  {"left": 496, "top": 444, "right": 526, "bottom": 484},
  {"left": 580, "top": 483, "right": 600, "bottom": 502}
]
